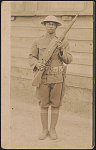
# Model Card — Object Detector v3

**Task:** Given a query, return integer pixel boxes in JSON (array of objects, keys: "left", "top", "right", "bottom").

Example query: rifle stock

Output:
[
  {"left": 32, "top": 13, "right": 79, "bottom": 87},
  {"left": 32, "top": 70, "right": 43, "bottom": 86}
]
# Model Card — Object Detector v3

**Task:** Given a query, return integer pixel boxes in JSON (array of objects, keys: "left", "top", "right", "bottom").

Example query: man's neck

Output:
[{"left": 46, "top": 32, "right": 56, "bottom": 39}]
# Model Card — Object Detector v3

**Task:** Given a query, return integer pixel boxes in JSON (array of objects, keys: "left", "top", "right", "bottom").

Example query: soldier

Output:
[{"left": 29, "top": 15, "right": 73, "bottom": 140}]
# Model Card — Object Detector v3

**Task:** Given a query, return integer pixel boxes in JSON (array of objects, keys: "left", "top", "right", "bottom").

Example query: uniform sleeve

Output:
[
  {"left": 29, "top": 40, "right": 39, "bottom": 67},
  {"left": 58, "top": 38, "right": 73, "bottom": 64}
]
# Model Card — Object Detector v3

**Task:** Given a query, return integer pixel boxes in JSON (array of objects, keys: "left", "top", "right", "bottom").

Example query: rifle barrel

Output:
[{"left": 59, "top": 13, "right": 79, "bottom": 42}]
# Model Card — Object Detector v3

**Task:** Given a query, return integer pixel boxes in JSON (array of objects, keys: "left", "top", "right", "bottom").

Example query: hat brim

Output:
[{"left": 41, "top": 21, "right": 62, "bottom": 26}]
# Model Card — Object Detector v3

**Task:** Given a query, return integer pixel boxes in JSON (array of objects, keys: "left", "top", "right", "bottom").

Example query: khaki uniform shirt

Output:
[{"left": 29, "top": 33, "right": 73, "bottom": 84}]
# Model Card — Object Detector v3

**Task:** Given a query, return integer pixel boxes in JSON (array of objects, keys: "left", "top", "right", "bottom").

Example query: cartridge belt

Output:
[{"left": 48, "top": 66, "right": 64, "bottom": 75}]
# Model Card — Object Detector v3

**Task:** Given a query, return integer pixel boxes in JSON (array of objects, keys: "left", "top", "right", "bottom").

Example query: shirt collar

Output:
[{"left": 45, "top": 32, "right": 56, "bottom": 39}]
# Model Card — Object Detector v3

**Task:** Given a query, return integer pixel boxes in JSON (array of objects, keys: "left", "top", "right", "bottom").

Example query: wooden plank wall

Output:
[{"left": 11, "top": 1, "right": 93, "bottom": 116}]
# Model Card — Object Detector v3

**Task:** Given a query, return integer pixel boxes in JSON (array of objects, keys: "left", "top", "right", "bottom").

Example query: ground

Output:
[{"left": 10, "top": 88, "right": 92, "bottom": 149}]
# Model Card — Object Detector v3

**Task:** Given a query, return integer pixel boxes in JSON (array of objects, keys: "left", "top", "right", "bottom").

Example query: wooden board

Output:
[
  {"left": 71, "top": 52, "right": 93, "bottom": 66},
  {"left": 65, "top": 74, "right": 93, "bottom": 89},
  {"left": 11, "top": 76, "right": 35, "bottom": 90},
  {"left": 62, "top": 100, "right": 92, "bottom": 115},
  {"left": 67, "top": 64, "right": 93, "bottom": 77},
  {"left": 11, "top": 47, "right": 31, "bottom": 58},
  {"left": 11, "top": 26, "right": 46, "bottom": 38},
  {"left": 64, "top": 86, "right": 92, "bottom": 103},
  {"left": 11, "top": 37, "right": 36, "bottom": 48},
  {"left": 67, "top": 28, "right": 93, "bottom": 40},
  {"left": 11, "top": 66, "right": 93, "bottom": 89},
  {"left": 11, "top": 37, "right": 93, "bottom": 54},
  {"left": 62, "top": 16, "right": 93, "bottom": 29},
  {"left": 49, "top": 1, "right": 85, "bottom": 11},
  {"left": 69, "top": 40, "right": 93, "bottom": 53},
  {"left": 11, "top": 57, "right": 30, "bottom": 69},
  {"left": 11, "top": 1, "right": 93, "bottom": 16},
  {"left": 11, "top": 48, "right": 93, "bottom": 66},
  {"left": 11, "top": 1, "right": 37, "bottom": 16},
  {"left": 11, "top": 26, "right": 93, "bottom": 40},
  {"left": 11, "top": 67, "right": 34, "bottom": 80},
  {"left": 11, "top": 16, "right": 93, "bottom": 29},
  {"left": 11, "top": 56, "right": 93, "bottom": 77}
]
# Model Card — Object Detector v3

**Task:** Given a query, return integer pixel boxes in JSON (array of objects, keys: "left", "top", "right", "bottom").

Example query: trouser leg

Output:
[
  {"left": 39, "top": 107, "right": 49, "bottom": 140},
  {"left": 50, "top": 106, "right": 59, "bottom": 140}
]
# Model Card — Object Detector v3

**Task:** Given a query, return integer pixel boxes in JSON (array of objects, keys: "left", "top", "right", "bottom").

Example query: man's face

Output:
[{"left": 45, "top": 22, "right": 57, "bottom": 34}]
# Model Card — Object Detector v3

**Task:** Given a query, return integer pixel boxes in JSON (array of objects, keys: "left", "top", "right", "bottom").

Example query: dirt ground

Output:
[{"left": 10, "top": 88, "right": 92, "bottom": 149}]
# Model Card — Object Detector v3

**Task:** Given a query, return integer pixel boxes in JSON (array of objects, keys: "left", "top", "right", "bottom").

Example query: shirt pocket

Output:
[{"left": 39, "top": 45, "right": 47, "bottom": 60}]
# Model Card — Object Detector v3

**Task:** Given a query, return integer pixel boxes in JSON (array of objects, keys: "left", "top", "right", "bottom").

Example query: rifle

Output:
[{"left": 32, "top": 13, "right": 79, "bottom": 87}]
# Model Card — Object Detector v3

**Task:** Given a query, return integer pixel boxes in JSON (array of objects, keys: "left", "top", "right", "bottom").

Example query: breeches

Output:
[{"left": 36, "top": 82, "right": 65, "bottom": 108}]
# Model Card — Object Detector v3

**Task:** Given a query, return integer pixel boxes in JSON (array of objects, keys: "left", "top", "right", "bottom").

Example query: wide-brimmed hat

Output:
[{"left": 41, "top": 15, "right": 62, "bottom": 26}]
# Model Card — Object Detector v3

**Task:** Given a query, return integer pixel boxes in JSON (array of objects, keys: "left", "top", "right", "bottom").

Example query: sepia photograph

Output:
[{"left": 1, "top": 1, "right": 94, "bottom": 149}]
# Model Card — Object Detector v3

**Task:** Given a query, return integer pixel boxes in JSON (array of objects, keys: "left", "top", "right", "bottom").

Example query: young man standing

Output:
[{"left": 29, "top": 16, "right": 73, "bottom": 140}]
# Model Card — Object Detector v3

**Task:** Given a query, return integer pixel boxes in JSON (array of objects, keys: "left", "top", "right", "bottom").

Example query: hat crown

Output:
[
  {"left": 44, "top": 15, "right": 58, "bottom": 22},
  {"left": 41, "top": 15, "right": 62, "bottom": 26}
]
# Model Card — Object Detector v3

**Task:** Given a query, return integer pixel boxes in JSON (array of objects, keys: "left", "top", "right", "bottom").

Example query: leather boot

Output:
[
  {"left": 50, "top": 107, "right": 59, "bottom": 140},
  {"left": 39, "top": 107, "right": 49, "bottom": 140}
]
